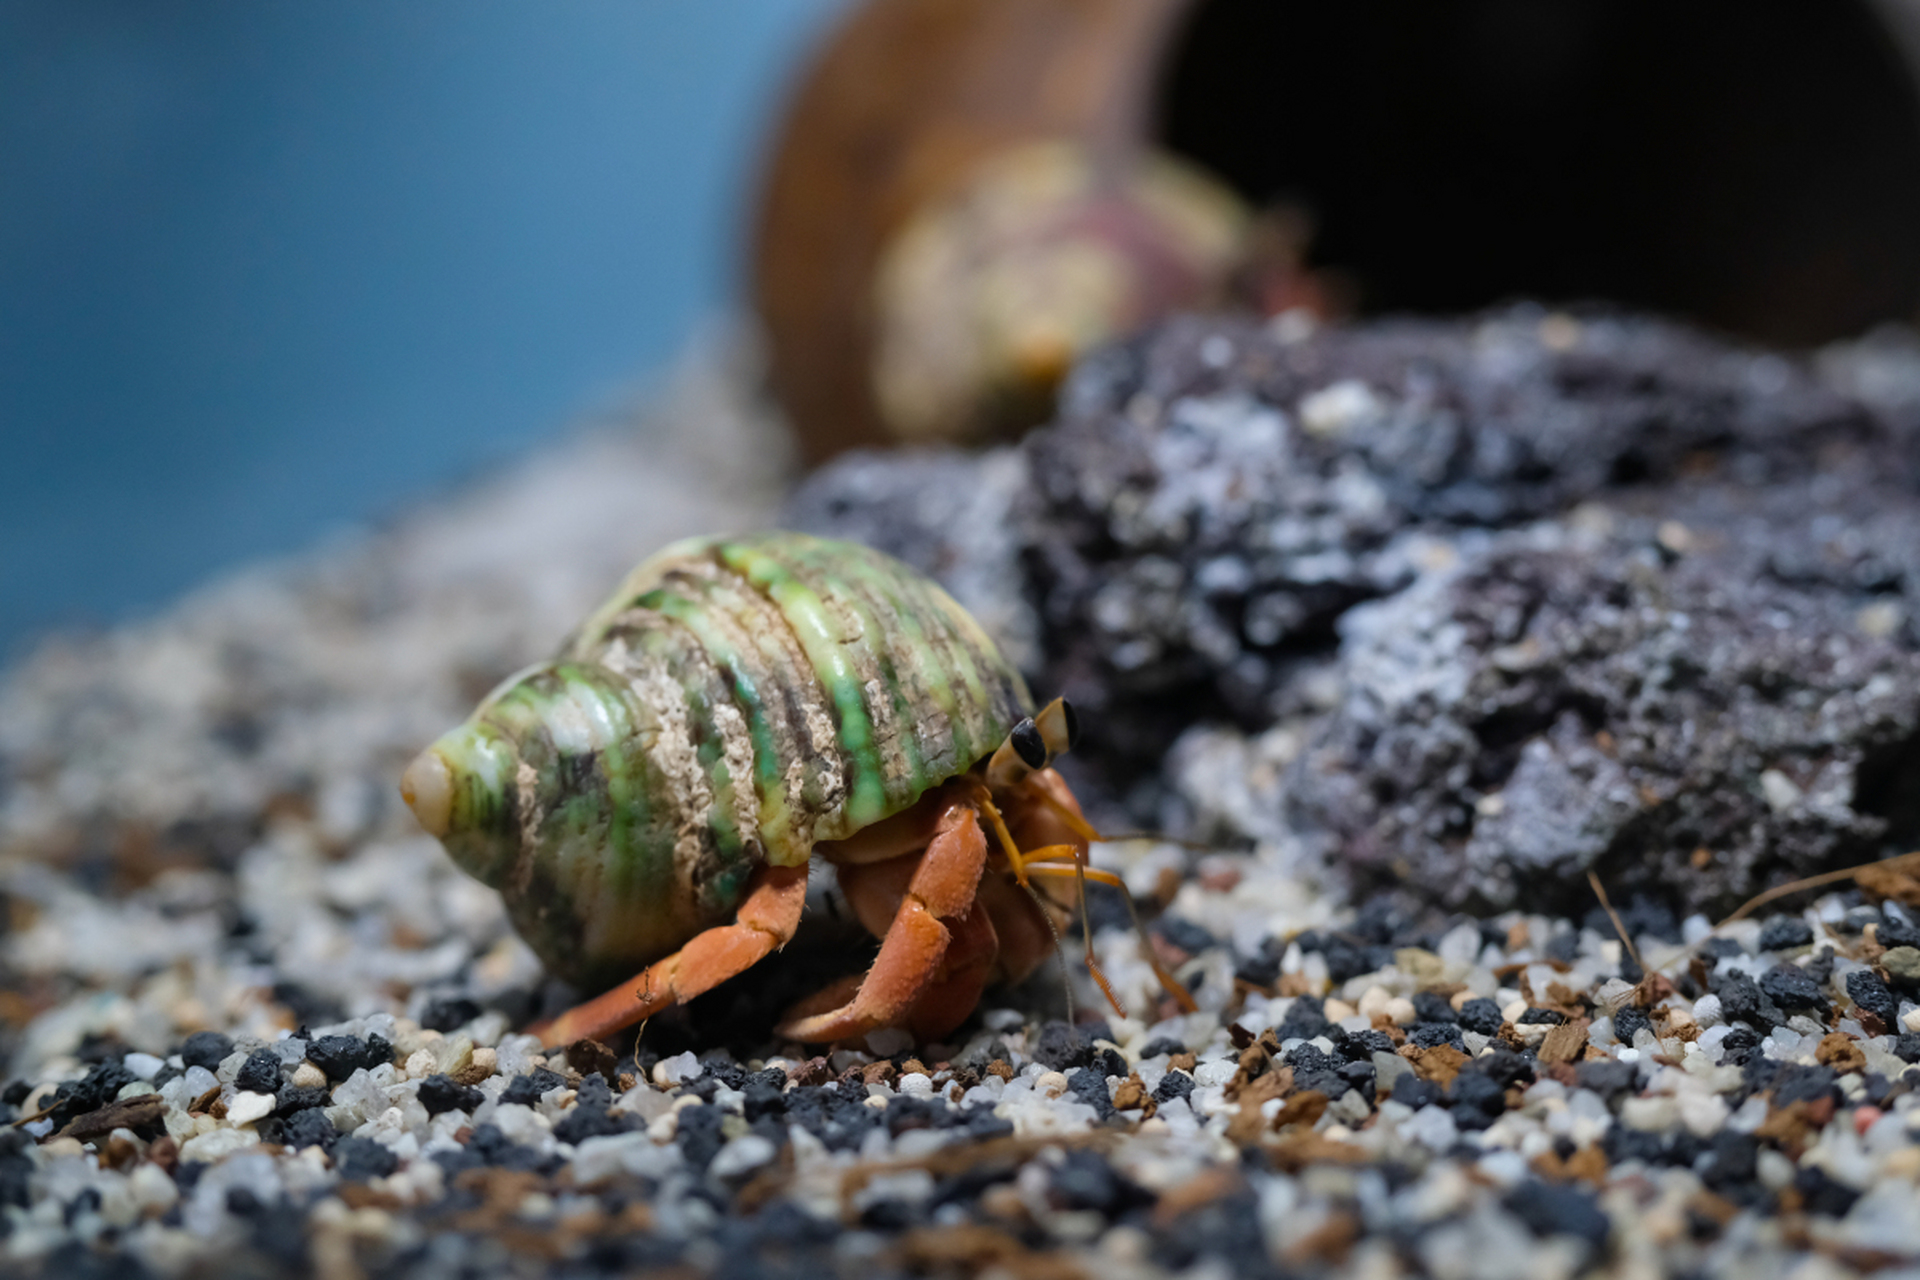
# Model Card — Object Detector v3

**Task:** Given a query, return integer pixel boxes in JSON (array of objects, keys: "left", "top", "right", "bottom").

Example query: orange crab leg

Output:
[
  {"left": 902, "top": 904, "right": 1000, "bottom": 1041},
  {"left": 1024, "top": 857, "right": 1198, "bottom": 1014},
  {"left": 529, "top": 862, "right": 809, "bottom": 1047},
  {"left": 776, "top": 798, "right": 988, "bottom": 1042},
  {"left": 971, "top": 777, "right": 1197, "bottom": 1018}
]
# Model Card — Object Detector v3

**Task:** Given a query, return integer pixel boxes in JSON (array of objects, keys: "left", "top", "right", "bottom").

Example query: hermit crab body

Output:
[{"left": 401, "top": 532, "right": 1186, "bottom": 1046}]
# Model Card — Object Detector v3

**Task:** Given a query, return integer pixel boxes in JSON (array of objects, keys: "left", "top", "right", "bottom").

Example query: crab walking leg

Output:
[
  {"left": 1023, "top": 857, "right": 1198, "bottom": 1013},
  {"left": 530, "top": 863, "right": 809, "bottom": 1047},
  {"left": 791, "top": 902, "right": 1002, "bottom": 1042},
  {"left": 776, "top": 799, "right": 989, "bottom": 1042},
  {"left": 1019, "top": 849, "right": 1128, "bottom": 1016},
  {"left": 903, "top": 904, "right": 1000, "bottom": 1041},
  {"left": 1011, "top": 776, "right": 1199, "bottom": 1014}
]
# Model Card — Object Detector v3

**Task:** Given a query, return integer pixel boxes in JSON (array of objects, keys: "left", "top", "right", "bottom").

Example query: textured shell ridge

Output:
[{"left": 429, "top": 531, "right": 1032, "bottom": 987}]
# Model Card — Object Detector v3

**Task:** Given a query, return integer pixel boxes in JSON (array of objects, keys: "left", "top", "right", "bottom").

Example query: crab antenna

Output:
[
  {"left": 1025, "top": 857, "right": 1197, "bottom": 1016},
  {"left": 1021, "top": 877, "right": 1076, "bottom": 1026},
  {"left": 1071, "top": 855, "right": 1128, "bottom": 1019},
  {"left": 1110, "top": 878, "right": 1198, "bottom": 1013}
]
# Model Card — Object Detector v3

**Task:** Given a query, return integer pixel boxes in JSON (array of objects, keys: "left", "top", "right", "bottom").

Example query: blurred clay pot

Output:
[
  {"left": 869, "top": 139, "right": 1247, "bottom": 446},
  {"left": 755, "top": 0, "right": 1920, "bottom": 465},
  {"left": 751, "top": 0, "right": 1205, "bottom": 464}
]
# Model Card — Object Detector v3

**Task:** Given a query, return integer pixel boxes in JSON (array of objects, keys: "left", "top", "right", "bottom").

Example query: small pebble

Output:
[
  {"left": 1758, "top": 917, "right": 1814, "bottom": 952},
  {"left": 123, "top": 1053, "right": 166, "bottom": 1081},
  {"left": 1761, "top": 964, "right": 1826, "bottom": 1011},
  {"left": 181, "top": 1032, "right": 235, "bottom": 1071},
  {"left": 1846, "top": 969, "right": 1898, "bottom": 1026},
  {"left": 235, "top": 1050, "right": 282, "bottom": 1095},
  {"left": 225, "top": 1090, "right": 276, "bottom": 1126},
  {"left": 1457, "top": 999, "right": 1503, "bottom": 1036},
  {"left": 1881, "top": 947, "right": 1920, "bottom": 991},
  {"left": 653, "top": 1052, "right": 702, "bottom": 1088}
]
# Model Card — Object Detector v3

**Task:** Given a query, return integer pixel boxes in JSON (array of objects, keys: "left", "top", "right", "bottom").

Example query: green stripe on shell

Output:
[{"left": 419, "top": 532, "right": 1032, "bottom": 990}]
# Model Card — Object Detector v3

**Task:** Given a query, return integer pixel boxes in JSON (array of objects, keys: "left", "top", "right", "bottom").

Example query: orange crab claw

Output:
[
  {"left": 529, "top": 862, "right": 809, "bottom": 1048},
  {"left": 775, "top": 797, "right": 989, "bottom": 1042}
]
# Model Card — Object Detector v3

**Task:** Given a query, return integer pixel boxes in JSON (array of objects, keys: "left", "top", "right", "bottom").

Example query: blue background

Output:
[{"left": 1, "top": 1, "right": 844, "bottom": 658}]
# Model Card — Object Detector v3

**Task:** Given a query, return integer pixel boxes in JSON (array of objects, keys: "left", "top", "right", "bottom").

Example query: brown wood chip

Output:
[
  {"left": 1282, "top": 1209, "right": 1360, "bottom": 1266},
  {"left": 1224, "top": 1069, "right": 1293, "bottom": 1147},
  {"left": 452, "top": 1058, "right": 496, "bottom": 1088},
  {"left": 1538, "top": 1018, "right": 1591, "bottom": 1065},
  {"left": 1858, "top": 861, "right": 1920, "bottom": 907},
  {"left": 1401, "top": 1043, "right": 1470, "bottom": 1086},
  {"left": 1634, "top": 972, "right": 1676, "bottom": 1007},
  {"left": 1268, "top": 1087, "right": 1326, "bottom": 1133},
  {"left": 1228, "top": 1066, "right": 1290, "bottom": 1143},
  {"left": 1815, "top": 1032, "right": 1867, "bottom": 1074},
  {"left": 889, "top": 1225, "right": 1086, "bottom": 1280},
  {"left": 564, "top": 1038, "right": 619, "bottom": 1083},
  {"left": 1264, "top": 1131, "right": 1370, "bottom": 1174},
  {"left": 1545, "top": 981, "right": 1586, "bottom": 1009},
  {"left": 787, "top": 1056, "right": 832, "bottom": 1086},
  {"left": 54, "top": 1092, "right": 166, "bottom": 1143},
  {"left": 1111, "top": 1075, "right": 1151, "bottom": 1113},
  {"left": 336, "top": 1182, "right": 405, "bottom": 1211},
  {"left": 1756, "top": 1097, "right": 1836, "bottom": 1157},
  {"left": 1531, "top": 1143, "right": 1609, "bottom": 1186}
]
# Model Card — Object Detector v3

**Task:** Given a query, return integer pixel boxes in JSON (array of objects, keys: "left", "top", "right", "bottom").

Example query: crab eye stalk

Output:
[{"left": 1033, "top": 698, "right": 1078, "bottom": 758}]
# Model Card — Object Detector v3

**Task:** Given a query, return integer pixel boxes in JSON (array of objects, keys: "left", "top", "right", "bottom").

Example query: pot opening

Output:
[{"left": 1156, "top": 0, "right": 1920, "bottom": 344}]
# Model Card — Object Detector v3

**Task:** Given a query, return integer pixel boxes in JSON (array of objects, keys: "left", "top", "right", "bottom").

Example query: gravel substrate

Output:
[{"left": 7, "top": 325, "right": 1920, "bottom": 1279}]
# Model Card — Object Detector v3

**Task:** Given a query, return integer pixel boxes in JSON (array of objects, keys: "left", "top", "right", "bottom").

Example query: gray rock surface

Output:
[
  {"left": 1024, "top": 307, "right": 1879, "bottom": 771},
  {"left": 1293, "top": 484, "right": 1920, "bottom": 913},
  {"left": 793, "top": 305, "right": 1920, "bottom": 912}
]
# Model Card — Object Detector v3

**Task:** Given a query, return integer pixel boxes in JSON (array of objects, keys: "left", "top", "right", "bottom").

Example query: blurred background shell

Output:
[
  {"left": 869, "top": 140, "right": 1249, "bottom": 446},
  {"left": 752, "top": 0, "right": 1214, "bottom": 462},
  {"left": 753, "top": 0, "right": 1920, "bottom": 463}
]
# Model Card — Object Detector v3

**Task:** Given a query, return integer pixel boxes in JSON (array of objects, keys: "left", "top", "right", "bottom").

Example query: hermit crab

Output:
[{"left": 400, "top": 532, "right": 1189, "bottom": 1046}]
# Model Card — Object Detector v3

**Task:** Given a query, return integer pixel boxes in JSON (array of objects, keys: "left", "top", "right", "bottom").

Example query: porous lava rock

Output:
[
  {"left": 787, "top": 305, "right": 1920, "bottom": 912},
  {"left": 1022, "top": 307, "right": 1879, "bottom": 770},
  {"left": 1289, "top": 481, "right": 1920, "bottom": 912}
]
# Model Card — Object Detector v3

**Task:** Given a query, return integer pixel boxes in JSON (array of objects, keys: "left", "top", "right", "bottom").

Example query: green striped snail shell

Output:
[{"left": 401, "top": 532, "right": 1032, "bottom": 992}]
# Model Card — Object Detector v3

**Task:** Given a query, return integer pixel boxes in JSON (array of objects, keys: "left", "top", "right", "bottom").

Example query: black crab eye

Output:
[{"left": 1010, "top": 719, "right": 1047, "bottom": 770}]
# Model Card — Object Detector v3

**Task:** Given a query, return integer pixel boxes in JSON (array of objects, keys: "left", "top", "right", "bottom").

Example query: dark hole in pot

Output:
[
  {"left": 1156, "top": 0, "right": 1920, "bottom": 345},
  {"left": 1856, "top": 725, "right": 1920, "bottom": 853}
]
